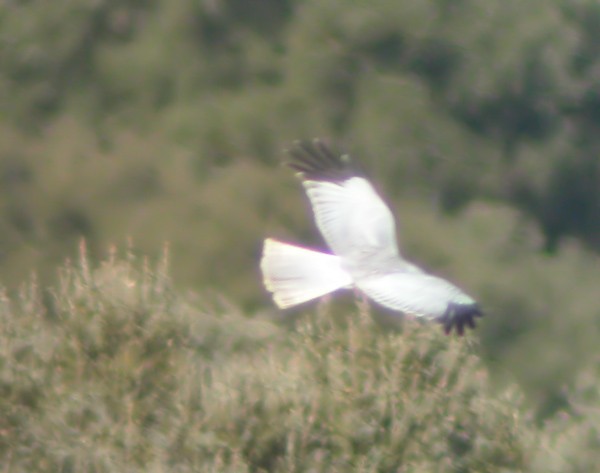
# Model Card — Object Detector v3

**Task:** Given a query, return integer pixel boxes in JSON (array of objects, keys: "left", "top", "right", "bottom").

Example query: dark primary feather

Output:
[
  {"left": 286, "top": 139, "right": 361, "bottom": 182},
  {"left": 439, "top": 303, "right": 484, "bottom": 336}
]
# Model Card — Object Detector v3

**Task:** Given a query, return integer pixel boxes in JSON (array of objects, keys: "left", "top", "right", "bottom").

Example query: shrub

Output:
[{"left": 0, "top": 244, "right": 535, "bottom": 472}]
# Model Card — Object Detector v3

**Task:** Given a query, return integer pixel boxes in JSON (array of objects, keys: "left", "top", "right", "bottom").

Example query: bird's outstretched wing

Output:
[
  {"left": 287, "top": 140, "right": 401, "bottom": 271},
  {"left": 356, "top": 272, "right": 483, "bottom": 335}
]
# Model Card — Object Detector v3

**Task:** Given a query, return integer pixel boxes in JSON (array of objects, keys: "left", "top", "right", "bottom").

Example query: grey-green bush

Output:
[{"left": 0, "top": 245, "right": 537, "bottom": 472}]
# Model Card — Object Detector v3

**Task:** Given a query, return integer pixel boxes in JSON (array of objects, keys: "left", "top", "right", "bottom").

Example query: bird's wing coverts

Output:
[
  {"left": 356, "top": 273, "right": 466, "bottom": 318},
  {"left": 357, "top": 272, "right": 482, "bottom": 335},
  {"left": 287, "top": 140, "right": 401, "bottom": 267}
]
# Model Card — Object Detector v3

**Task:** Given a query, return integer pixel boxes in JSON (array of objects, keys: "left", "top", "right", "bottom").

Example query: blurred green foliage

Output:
[{"left": 1, "top": 0, "right": 600, "bottom": 466}]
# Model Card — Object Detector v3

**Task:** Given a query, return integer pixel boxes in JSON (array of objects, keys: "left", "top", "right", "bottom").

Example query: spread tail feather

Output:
[{"left": 260, "top": 238, "right": 353, "bottom": 308}]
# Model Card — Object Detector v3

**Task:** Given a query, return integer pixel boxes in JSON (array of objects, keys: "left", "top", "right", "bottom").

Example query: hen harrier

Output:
[{"left": 260, "top": 139, "right": 483, "bottom": 335}]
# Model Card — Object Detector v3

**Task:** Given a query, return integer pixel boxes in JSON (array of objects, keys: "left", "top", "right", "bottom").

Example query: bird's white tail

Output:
[{"left": 260, "top": 238, "right": 353, "bottom": 308}]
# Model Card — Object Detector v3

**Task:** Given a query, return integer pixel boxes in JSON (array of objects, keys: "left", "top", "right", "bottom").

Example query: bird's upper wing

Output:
[{"left": 287, "top": 140, "right": 401, "bottom": 270}]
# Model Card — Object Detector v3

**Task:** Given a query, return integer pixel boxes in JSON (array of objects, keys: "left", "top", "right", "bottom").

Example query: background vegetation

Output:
[{"left": 1, "top": 0, "right": 599, "bottom": 470}]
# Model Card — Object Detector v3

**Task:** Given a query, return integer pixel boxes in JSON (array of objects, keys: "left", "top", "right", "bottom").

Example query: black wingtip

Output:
[
  {"left": 440, "top": 303, "right": 483, "bottom": 336},
  {"left": 285, "top": 139, "right": 360, "bottom": 182}
]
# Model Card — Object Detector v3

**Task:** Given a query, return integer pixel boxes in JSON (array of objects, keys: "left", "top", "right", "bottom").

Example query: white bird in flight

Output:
[{"left": 260, "top": 139, "right": 483, "bottom": 335}]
